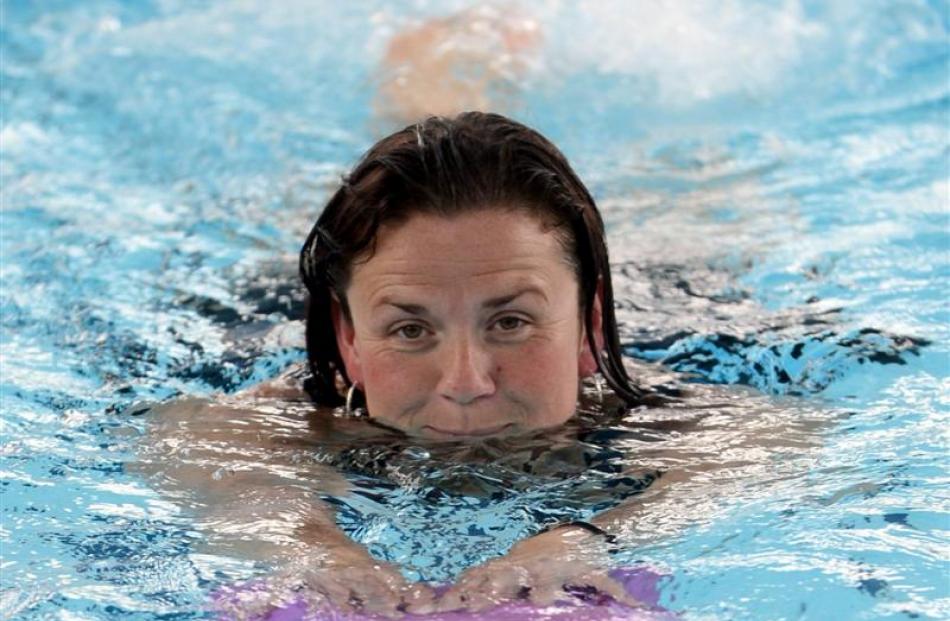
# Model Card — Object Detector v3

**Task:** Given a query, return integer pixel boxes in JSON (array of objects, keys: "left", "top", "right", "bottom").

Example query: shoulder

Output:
[{"left": 236, "top": 361, "right": 311, "bottom": 401}]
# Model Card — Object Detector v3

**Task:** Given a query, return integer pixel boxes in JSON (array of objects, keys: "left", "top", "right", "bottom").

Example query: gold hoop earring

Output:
[
  {"left": 345, "top": 383, "right": 357, "bottom": 414},
  {"left": 594, "top": 374, "right": 605, "bottom": 402},
  {"left": 345, "top": 383, "right": 366, "bottom": 418}
]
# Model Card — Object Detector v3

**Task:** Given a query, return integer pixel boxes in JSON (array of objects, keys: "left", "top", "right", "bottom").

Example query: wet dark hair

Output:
[{"left": 299, "top": 112, "right": 644, "bottom": 407}]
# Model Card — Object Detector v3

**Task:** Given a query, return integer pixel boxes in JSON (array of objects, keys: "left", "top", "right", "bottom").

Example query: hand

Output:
[
  {"left": 287, "top": 553, "right": 437, "bottom": 618},
  {"left": 218, "top": 538, "right": 438, "bottom": 620},
  {"left": 436, "top": 525, "right": 644, "bottom": 612},
  {"left": 285, "top": 537, "right": 439, "bottom": 619}
]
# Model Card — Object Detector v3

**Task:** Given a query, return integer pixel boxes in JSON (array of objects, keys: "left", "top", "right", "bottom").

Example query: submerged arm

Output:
[
  {"left": 135, "top": 397, "right": 347, "bottom": 560},
  {"left": 438, "top": 384, "right": 832, "bottom": 611},
  {"left": 135, "top": 396, "right": 435, "bottom": 615},
  {"left": 589, "top": 386, "right": 831, "bottom": 543}
]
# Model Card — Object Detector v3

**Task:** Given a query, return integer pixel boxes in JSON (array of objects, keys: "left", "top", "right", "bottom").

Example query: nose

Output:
[{"left": 437, "top": 333, "right": 496, "bottom": 405}]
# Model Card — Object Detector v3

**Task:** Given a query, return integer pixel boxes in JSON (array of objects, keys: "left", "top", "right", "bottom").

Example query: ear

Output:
[
  {"left": 331, "top": 296, "right": 363, "bottom": 385},
  {"left": 578, "top": 278, "right": 606, "bottom": 378}
]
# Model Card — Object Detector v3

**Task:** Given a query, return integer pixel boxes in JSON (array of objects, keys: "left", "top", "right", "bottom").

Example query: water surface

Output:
[{"left": 2, "top": 1, "right": 948, "bottom": 619}]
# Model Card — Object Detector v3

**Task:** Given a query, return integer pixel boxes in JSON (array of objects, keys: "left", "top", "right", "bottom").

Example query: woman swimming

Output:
[{"left": 139, "top": 112, "right": 824, "bottom": 618}]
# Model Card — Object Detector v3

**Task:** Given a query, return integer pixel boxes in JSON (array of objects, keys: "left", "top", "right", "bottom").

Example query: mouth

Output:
[{"left": 421, "top": 423, "right": 514, "bottom": 439}]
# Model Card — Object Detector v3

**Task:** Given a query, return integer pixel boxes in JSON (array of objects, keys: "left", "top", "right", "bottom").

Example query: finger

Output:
[
  {"left": 521, "top": 581, "right": 566, "bottom": 607},
  {"left": 438, "top": 576, "right": 498, "bottom": 612},
  {"left": 445, "top": 589, "right": 499, "bottom": 613},
  {"left": 527, "top": 579, "right": 611, "bottom": 609},
  {"left": 399, "top": 581, "right": 439, "bottom": 615},
  {"left": 354, "top": 575, "right": 417, "bottom": 618},
  {"left": 437, "top": 566, "right": 532, "bottom": 612},
  {"left": 436, "top": 585, "right": 477, "bottom": 612},
  {"left": 343, "top": 591, "right": 403, "bottom": 619},
  {"left": 361, "top": 571, "right": 440, "bottom": 618},
  {"left": 564, "top": 572, "right": 646, "bottom": 609},
  {"left": 299, "top": 567, "right": 404, "bottom": 618}
]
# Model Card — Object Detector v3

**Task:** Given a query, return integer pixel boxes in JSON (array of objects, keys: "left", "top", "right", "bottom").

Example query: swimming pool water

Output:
[{"left": 2, "top": 1, "right": 948, "bottom": 619}]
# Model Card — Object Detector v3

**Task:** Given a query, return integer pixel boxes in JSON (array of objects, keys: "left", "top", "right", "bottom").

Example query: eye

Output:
[
  {"left": 493, "top": 315, "right": 528, "bottom": 332},
  {"left": 394, "top": 323, "right": 426, "bottom": 340}
]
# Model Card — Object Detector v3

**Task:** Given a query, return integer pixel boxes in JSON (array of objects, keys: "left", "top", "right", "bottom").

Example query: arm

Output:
[
  {"left": 438, "top": 382, "right": 832, "bottom": 611},
  {"left": 590, "top": 383, "right": 832, "bottom": 541},
  {"left": 134, "top": 396, "right": 435, "bottom": 615}
]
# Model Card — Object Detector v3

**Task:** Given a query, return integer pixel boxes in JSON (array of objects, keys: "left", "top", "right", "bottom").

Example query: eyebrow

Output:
[
  {"left": 377, "top": 287, "right": 548, "bottom": 315},
  {"left": 382, "top": 301, "right": 430, "bottom": 316},
  {"left": 483, "top": 287, "right": 548, "bottom": 308}
]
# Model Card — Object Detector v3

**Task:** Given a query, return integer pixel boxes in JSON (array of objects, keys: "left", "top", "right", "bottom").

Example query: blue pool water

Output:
[{"left": 2, "top": 1, "right": 948, "bottom": 619}]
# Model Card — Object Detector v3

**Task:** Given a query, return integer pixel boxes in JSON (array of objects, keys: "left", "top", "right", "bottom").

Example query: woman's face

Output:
[{"left": 332, "top": 208, "right": 602, "bottom": 440}]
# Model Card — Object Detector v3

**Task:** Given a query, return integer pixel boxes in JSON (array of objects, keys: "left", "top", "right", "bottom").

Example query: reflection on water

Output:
[
  {"left": 2, "top": 0, "right": 947, "bottom": 619},
  {"left": 135, "top": 363, "right": 837, "bottom": 594}
]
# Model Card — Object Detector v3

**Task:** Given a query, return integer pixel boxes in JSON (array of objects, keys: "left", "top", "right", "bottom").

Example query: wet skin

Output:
[
  {"left": 139, "top": 211, "right": 829, "bottom": 616},
  {"left": 332, "top": 208, "right": 602, "bottom": 440}
]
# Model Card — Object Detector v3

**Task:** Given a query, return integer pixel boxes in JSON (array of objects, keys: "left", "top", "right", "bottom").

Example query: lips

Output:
[{"left": 421, "top": 422, "right": 514, "bottom": 438}]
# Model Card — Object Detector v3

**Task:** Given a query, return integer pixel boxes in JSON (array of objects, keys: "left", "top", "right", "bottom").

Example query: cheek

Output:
[
  {"left": 499, "top": 337, "right": 580, "bottom": 420},
  {"left": 360, "top": 349, "right": 436, "bottom": 410}
]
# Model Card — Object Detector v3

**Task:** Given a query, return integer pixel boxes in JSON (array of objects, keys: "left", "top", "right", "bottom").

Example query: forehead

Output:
[{"left": 348, "top": 209, "right": 575, "bottom": 295}]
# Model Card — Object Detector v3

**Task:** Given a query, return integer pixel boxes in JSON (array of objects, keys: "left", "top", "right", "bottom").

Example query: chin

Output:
[{"left": 418, "top": 421, "right": 517, "bottom": 439}]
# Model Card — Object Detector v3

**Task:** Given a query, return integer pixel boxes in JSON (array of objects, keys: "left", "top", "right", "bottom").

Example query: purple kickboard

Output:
[{"left": 216, "top": 567, "right": 675, "bottom": 621}]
